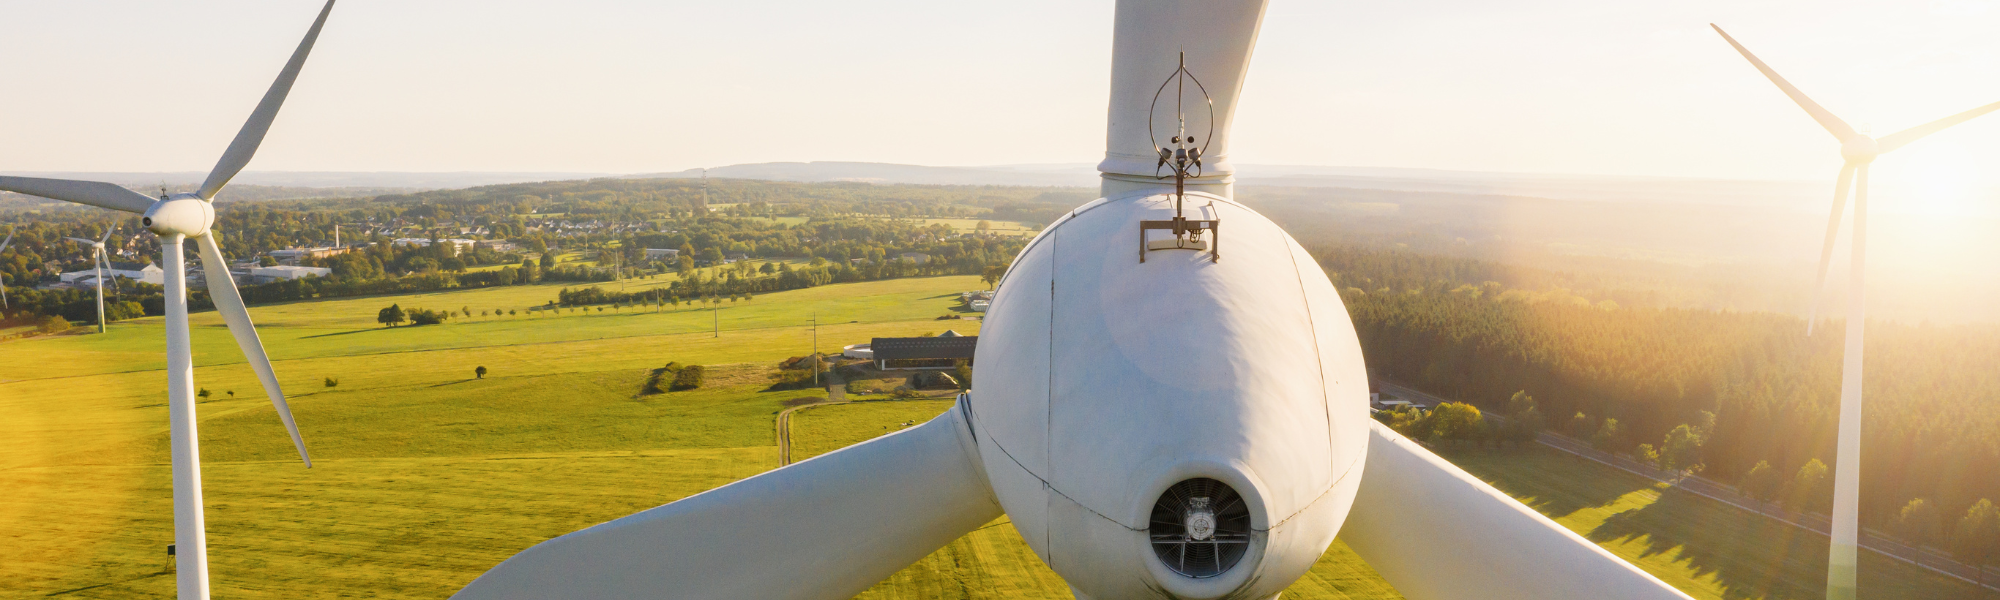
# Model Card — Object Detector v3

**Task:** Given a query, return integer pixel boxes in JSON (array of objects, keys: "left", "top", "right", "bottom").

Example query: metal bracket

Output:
[{"left": 1140, "top": 217, "right": 1219, "bottom": 263}]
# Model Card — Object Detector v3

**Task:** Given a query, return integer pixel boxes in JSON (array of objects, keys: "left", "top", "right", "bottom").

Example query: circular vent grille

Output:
[{"left": 1149, "top": 478, "right": 1252, "bottom": 578}]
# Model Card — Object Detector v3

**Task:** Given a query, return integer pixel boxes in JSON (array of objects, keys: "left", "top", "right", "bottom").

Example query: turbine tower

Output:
[
  {"left": 0, "top": 227, "right": 15, "bottom": 310},
  {"left": 65, "top": 225, "right": 119, "bottom": 333},
  {"left": 0, "top": 2, "right": 338, "bottom": 598},
  {"left": 1712, "top": 24, "right": 2000, "bottom": 600}
]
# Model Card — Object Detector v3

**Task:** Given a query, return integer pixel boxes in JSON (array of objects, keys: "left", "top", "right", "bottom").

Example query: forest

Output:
[{"left": 1315, "top": 244, "right": 2000, "bottom": 533}]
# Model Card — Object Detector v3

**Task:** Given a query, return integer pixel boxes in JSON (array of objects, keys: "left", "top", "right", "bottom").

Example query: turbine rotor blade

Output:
[
  {"left": 100, "top": 224, "right": 118, "bottom": 245},
  {"left": 1807, "top": 164, "right": 1857, "bottom": 336},
  {"left": 1876, "top": 99, "right": 2000, "bottom": 154},
  {"left": 196, "top": 232, "right": 311, "bottom": 466},
  {"left": 454, "top": 405, "right": 1001, "bottom": 600},
  {"left": 65, "top": 237, "right": 98, "bottom": 246},
  {"left": 197, "top": 0, "right": 338, "bottom": 200},
  {"left": 0, "top": 177, "right": 156, "bottom": 214},
  {"left": 1710, "top": 24, "right": 1859, "bottom": 142},
  {"left": 1343, "top": 422, "right": 1693, "bottom": 599}
]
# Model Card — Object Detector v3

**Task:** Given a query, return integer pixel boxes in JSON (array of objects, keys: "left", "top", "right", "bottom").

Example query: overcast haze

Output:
[{"left": 4, "top": 0, "right": 1999, "bottom": 209}]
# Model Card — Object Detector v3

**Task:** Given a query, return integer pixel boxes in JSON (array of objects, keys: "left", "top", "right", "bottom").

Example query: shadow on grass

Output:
[
  {"left": 300, "top": 328, "right": 390, "bottom": 338},
  {"left": 1438, "top": 445, "right": 1649, "bottom": 520},
  {"left": 1450, "top": 446, "right": 1980, "bottom": 600}
]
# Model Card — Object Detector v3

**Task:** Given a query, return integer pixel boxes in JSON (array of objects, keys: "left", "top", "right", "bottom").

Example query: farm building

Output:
[{"left": 870, "top": 331, "right": 977, "bottom": 370}]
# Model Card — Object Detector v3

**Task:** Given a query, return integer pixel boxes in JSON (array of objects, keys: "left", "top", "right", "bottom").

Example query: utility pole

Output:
[
  {"left": 812, "top": 312, "right": 820, "bottom": 387},
  {"left": 702, "top": 168, "right": 709, "bottom": 210},
  {"left": 712, "top": 296, "right": 718, "bottom": 338}
]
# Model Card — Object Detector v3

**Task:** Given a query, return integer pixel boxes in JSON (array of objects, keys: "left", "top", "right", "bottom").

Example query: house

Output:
[
  {"left": 644, "top": 248, "right": 680, "bottom": 260},
  {"left": 870, "top": 331, "right": 977, "bottom": 370},
  {"left": 898, "top": 252, "right": 931, "bottom": 264},
  {"left": 250, "top": 265, "right": 332, "bottom": 282},
  {"left": 478, "top": 240, "right": 520, "bottom": 252},
  {"left": 61, "top": 261, "right": 164, "bottom": 286}
]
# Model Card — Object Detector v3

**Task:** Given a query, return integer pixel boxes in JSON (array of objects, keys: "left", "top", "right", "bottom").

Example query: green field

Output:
[
  {"left": 1437, "top": 446, "right": 1979, "bottom": 600},
  {"left": 5, "top": 269, "right": 1966, "bottom": 599}
]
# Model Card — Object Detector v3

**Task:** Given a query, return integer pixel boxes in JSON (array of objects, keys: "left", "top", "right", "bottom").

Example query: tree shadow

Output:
[
  {"left": 1440, "top": 446, "right": 1651, "bottom": 521},
  {"left": 300, "top": 328, "right": 389, "bottom": 339}
]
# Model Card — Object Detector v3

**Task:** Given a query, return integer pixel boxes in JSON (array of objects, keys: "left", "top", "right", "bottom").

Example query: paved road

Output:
[{"left": 1375, "top": 380, "right": 2000, "bottom": 592}]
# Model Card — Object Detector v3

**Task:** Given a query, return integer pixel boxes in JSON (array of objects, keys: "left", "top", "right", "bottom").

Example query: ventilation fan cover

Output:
[{"left": 1149, "top": 477, "right": 1253, "bottom": 578}]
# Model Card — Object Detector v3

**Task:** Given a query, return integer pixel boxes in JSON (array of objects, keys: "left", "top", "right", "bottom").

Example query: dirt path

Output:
[{"left": 775, "top": 368, "right": 846, "bottom": 466}]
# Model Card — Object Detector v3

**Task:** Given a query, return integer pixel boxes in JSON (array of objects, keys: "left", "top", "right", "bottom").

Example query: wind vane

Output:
[{"left": 1140, "top": 52, "right": 1220, "bottom": 263}]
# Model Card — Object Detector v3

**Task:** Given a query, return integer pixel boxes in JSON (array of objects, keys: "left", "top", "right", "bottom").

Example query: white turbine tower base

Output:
[
  {"left": 0, "top": 2, "right": 337, "bottom": 598},
  {"left": 1713, "top": 24, "right": 2000, "bottom": 600}
]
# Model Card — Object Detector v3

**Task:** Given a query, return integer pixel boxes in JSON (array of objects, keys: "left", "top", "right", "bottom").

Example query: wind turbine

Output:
[
  {"left": 0, "top": 2, "right": 335, "bottom": 598},
  {"left": 454, "top": 3, "right": 1696, "bottom": 599},
  {"left": 0, "top": 227, "right": 14, "bottom": 310},
  {"left": 1712, "top": 24, "right": 2000, "bottom": 600},
  {"left": 65, "top": 225, "right": 119, "bottom": 334}
]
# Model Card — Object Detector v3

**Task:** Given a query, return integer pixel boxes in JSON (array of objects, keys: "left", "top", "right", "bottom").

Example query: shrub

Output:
[
  {"left": 324, "top": 377, "right": 339, "bottom": 388},
  {"left": 36, "top": 315, "right": 70, "bottom": 334},
  {"left": 670, "top": 365, "right": 705, "bottom": 391}
]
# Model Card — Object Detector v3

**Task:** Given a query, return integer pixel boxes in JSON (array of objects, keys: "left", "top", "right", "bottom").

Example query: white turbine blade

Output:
[
  {"left": 196, "top": 232, "right": 311, "bottom": 466},
  {"left": 99, "top": 224, "right": 118, "bottom": 245},
  {"left": 454, "top": 405, "right": 1001, "bottom": 600},
  {"left": 1807, "top": 164, "right": 1857, "bottom": 336},
  {"left": 1, "top": 228, "right": 14, "bottom": 252},
  {"left": 64, "top": 237, "right": 99, "bottom": 246},
  {"left": 1875, "top": 99, "right": 2000, "bottom": 154},
  {"left": 197, "top": 0, "right": 338, "bottom": 200},
  {"left": 0, "top": 177, "right": 156, "bottom": 213},
  {"left": 1342, "top": 422, "right": 1693, "bottom": 600},
  {"left": 1710, "top": 24, "right": 1859, "bottom": 142}
]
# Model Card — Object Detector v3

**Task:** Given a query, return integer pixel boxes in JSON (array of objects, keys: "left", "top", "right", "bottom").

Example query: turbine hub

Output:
[
  {"left": 142, "top": 194, "right": 214, "bottom": 238},
  {"left": 1841, "top": 136, "right": 1879, "bottom": 164}
]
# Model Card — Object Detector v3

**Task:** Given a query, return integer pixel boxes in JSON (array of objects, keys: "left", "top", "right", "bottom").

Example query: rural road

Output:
[
  {"left": 1374, "top": 381, "right": 2000, "bottom": 592},
  {"left": 776, "top": 367, "right": 846, "bottom": 466}
]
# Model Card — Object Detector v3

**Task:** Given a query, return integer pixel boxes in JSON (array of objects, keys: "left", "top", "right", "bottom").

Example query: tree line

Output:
[{"left": 1317, "top": 244, "right": 2000, "bottom": 542}]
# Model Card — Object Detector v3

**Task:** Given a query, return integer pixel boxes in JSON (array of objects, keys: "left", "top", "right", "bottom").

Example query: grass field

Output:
[
  {"left": 7, "top": 268, "right": 1964, "bottom": 599},
  {"left": 1437, "top": 446, "right": 1980, "bottom": 600}
]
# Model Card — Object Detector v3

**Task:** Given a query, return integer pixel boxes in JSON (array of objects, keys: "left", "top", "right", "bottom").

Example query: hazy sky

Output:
[{"left": 3, "top": 0, "right": 1998, "bottom": 198}]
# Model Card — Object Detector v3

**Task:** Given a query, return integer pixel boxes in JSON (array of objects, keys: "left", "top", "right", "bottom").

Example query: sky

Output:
[{"left": 3, "top": 0, "right": 1999, "bottom": 202}]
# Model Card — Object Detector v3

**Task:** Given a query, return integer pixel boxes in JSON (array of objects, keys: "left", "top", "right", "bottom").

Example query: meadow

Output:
[{"left": 4, "top": 268, "right": 1967, "bottom": 599}]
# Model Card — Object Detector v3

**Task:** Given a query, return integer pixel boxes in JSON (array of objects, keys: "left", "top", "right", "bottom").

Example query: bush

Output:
[
  {"left": 407, "top": 307, "right": 450, "bottom": 325},
  {"left": 845, "top": 379, "right": 871, "bottom": 395},
  {"left": 671, "top": 365, "right": 705, "bottom": 391},
  {"left": 36, "top": 315, "right": 70, "bottom": 334},
  {"left": 324, "top": 376, "right": 339, "bottom": 388}
]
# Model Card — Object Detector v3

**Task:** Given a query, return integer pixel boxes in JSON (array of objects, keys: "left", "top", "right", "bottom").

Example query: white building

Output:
[
  {"left": 61, "top": 261, "right": 164, "bottom": 285},
  {"left": 250, "top": 265, "right": 332, "bottom": 282},
  {"left": 393, "top": 238, "right": 479, "bottom": 256},
  {"left": 644, "top": 248, "right": 680, "bottom": 260}
]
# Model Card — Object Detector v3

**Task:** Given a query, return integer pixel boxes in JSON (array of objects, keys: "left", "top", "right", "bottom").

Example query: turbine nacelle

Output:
[
  {"left": 1840, "top": 136, "right": 1879, "bottom": 164},
  {"left": 143, "top": 194, "right": 215, "bottom": 238}
]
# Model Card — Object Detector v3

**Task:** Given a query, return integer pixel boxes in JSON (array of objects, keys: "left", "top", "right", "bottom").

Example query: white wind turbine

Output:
[
  {"left": 64, "top": 225, "right": 120, "bottom": 334},
  {"left": 1712, "top": 24, "right": 2000, "bottom": 600},
  {"left": 0, "top": 2, "right": 335, "bottom": 598},
  {"left": 0, "top": 227, "right": 14, "bottom": 310}
]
